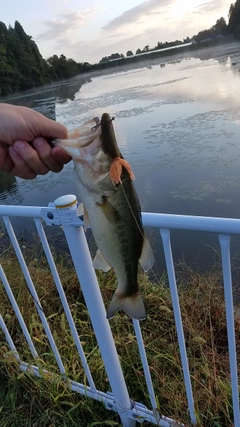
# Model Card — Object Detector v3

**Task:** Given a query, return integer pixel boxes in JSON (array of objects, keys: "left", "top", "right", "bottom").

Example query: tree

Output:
[
  {"left": 228, "top": 0, "right": 240, "bottom": 35},
  {"left": 155, "top": 41, "right": 163, "bottom": 49},
  {"left": 136, "top": 48, "right": 142, "bottom": 55},
  {"left": 212, "top": 17, "right": 228, "bottom": 34},
  {"left": 126, "top": 50, "right": 133, "bottom": 56},
  {"left": 99, "top": 52, "right": 124, "bottom": 63},
  {"left": 0, "top": 20, "right": 85, "bottom": 95},
  {"left": 46, "top": 54, "right": 81, "bottom": 79},
  {"left": 99, "top": 56, "right": 108, "bottom": 63}
]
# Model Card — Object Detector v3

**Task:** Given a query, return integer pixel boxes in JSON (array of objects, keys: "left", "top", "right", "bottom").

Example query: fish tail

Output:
[{"left": 106, "top": 291, "right": 146, "bottom": 320}]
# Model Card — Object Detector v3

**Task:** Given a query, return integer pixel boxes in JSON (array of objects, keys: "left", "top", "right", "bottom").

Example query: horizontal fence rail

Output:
[{"left": 0, "top": 195, "right": 240, "bottom": 426}]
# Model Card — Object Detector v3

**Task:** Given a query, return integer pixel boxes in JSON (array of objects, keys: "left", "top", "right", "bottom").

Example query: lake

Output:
[{"left": 2, "top": 43, "right": 240, "bottom": 274}]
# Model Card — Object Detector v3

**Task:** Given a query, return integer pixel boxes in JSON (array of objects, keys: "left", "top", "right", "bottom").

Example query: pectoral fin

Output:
[
  {"left": 93, "top": 249, "right": 112, "bottom": 272},
  {"left": 139, "top": 236, "right": 155, "bottom": 272},
  {"left": 99, "top": 198, "right": 120, "bottom": 223}
]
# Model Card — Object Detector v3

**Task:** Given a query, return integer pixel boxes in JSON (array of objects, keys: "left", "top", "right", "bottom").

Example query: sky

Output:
[{"left": 1, "top": 0, "right": 231, "bottom": 64}]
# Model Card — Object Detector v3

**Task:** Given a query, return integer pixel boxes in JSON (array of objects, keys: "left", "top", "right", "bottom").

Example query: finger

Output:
[
  {"left": 0, "top": 143, "right": 15, "bottom": 174},
  {"left": 13, "top": 140, "right": 49, "bottom": 175},
  {"left": 9, "top": 146, "right": 37, "bottom": 179},
  {"left": 32, "top": 137, "right": 65, "bottom": 173},
  {"left": 31, "top": 112, "right": 68, "bottom": 140},
  {"left": 51, "top": 146, "right": 72, "bottom": 165},
  {"left": 45, "top": 121, "right": 68, "bottom": 139}
]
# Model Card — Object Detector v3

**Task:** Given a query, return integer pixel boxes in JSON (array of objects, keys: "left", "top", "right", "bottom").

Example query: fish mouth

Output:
[
  {"left": 67, "top": 116, "right": 101, "bottom": 147},
  {"left": 52, "top": 116, "right": 102, "bottom": 157},
  {"left": 53, "top": 113, "right": 120, "bottom": 161}
]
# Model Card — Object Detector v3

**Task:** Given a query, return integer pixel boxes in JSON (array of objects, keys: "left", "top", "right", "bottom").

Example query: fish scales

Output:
[{"left": 55, "top": 113, "right": 154, "bottom": 319}]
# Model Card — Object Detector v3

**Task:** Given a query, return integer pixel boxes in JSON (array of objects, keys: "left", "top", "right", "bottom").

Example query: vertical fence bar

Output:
[
  {"left": 34, "top": 218, "right": 96, "bottom": 392},
  {"left": 218, "top": 234, "right": 240, "bottom": 427},
  {"left": 60, "top": 216, "right": 135, "bottom": 427},
  {"left": 0, "top": 264, "right": 38, "bottom": 359},
  {"left": 160, "top": 228, "right": 196, "bottom": 425},
  {"left": 132, "top": 319, "right": 158, "bottom": 413},
  {"left": 0, "top": 313, "right": 21, "bottom": 362},
  {"left": 3, "top": 216, "right": 66, "bottom": 375}
]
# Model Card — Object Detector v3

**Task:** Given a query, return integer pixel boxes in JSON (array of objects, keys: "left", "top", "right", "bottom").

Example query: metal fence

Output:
[{"left": 0, "top": 194, "right": 240, "bottom": 427}]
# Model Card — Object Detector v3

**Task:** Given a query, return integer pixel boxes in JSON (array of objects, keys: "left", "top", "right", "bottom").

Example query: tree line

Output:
[
  {"left": 99, "top": 40, "right": 191, "bottom": 64},
  {"left": 1, "top": 0, "right": 240, "bottom": 96}
]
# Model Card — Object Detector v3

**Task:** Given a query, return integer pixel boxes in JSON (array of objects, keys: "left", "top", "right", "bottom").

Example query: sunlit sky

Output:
[{"left": 1, "top": 0, "right": 231, "bottom": 64}]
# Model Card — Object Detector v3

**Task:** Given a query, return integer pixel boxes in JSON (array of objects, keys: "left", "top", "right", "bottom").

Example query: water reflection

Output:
[
  {"left": 1, "top": 75, "right": 92, "bottom": 120},
  {"left": 0, "top": 171, "right": 17, "bottom": 198}
]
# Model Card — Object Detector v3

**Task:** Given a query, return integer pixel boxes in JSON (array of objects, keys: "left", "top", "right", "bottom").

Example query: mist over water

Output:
[{"left": 2, "top": 43, "right": 240, "bottom": 273}]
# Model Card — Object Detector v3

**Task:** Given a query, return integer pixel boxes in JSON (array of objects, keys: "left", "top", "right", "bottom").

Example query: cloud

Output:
[
  {"left": 36, "top": 0, "right": 231, "bottom": 64},
  {"left": 102, "top": 0, "right": 230, "bottom": 36},
  {"left": 192, "top": 0, "right": 229, "bottom": 16},
  {"left": 102, "top": 0, "right": 173, "bottom": 32},
  {"left": 37, "top": 7, "right": 97, "bottom": 42},
  {"left": 43, "top": 0, "right": 70, "bottom": 8}
]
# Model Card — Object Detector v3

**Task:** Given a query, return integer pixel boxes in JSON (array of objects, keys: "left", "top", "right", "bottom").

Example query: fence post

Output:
[
  {"left": 219, "top": 234, "right": 240, "bottom": 427},
  {"left": 160, "top": 228, "right": 196, "bottom": 425},
  {"left": 53, "top": 196, "right": 135, "bottom": 427}
]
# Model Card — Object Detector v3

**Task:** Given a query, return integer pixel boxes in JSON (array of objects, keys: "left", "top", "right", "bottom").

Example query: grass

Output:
[{"left": 0, "top": 236, "right": 240, "bottom": 427}]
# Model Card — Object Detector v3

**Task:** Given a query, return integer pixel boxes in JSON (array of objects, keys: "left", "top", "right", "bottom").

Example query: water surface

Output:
[{"left": 2, "top": 44, "right": 240, "bottom": 272}]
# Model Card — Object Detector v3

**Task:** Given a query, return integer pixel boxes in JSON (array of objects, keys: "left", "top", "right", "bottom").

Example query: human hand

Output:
[{"left": 0, "top": 103, "right": 71, "bottom": 179}]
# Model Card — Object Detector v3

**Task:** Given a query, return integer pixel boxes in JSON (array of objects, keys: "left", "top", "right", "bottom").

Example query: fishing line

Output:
[
  {"left": 120, "top": 173, "right": 161, "bottom": 280},
  {"left": 25, "top": 285, "right": 44, "bottom": 313},
  {"left": 120, "top": 178, "right": 146, "bottom": 242}
]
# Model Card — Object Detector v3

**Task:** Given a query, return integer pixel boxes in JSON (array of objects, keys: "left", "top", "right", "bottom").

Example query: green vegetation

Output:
[
  {"left": 0, "top": 21, "right": 89, "bottom": 96},
  {"left": 0, "top": 238, "right": 239, "bottom": 426}
]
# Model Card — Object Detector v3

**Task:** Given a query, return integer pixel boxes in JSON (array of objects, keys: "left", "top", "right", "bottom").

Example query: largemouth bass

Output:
[{"left": 55, "top": 113, "right": 154, "bottom": 320}]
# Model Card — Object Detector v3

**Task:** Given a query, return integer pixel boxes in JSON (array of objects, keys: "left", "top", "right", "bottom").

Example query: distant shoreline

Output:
[
  {"left": 89, "top": 37, "right": 236, "bottom": 71},
  {"left": 1, "top": 40, "right": 240, "bottom": 103}
]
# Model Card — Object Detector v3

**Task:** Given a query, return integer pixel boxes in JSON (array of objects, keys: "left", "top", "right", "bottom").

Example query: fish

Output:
[{"left": 55, "top": 113, "right": 154, "bottom": 320}]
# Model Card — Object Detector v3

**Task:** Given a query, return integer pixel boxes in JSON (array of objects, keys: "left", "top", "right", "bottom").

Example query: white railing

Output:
[{"left": 0, "top": 195, "right": 240, "bottom": 427}]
